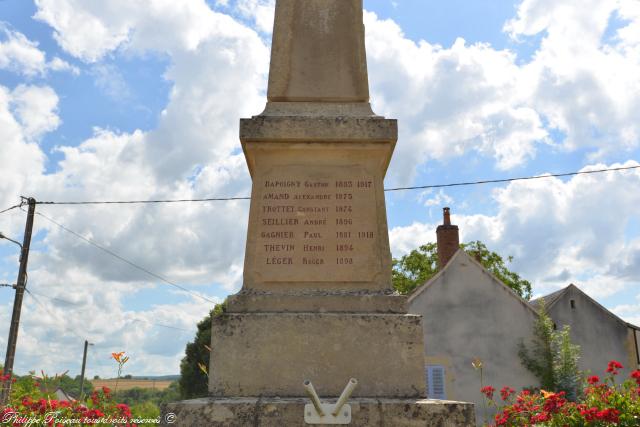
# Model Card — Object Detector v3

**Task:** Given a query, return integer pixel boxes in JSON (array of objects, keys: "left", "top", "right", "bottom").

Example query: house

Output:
[
  {"left": 532, "top": 284, "right": 640, "bottom": 377},
  {"left": 407, "top": 208, "right": 539, "bottom": 424},
  {"left": 408, "top": 207, "right": 640, "bottom": 425},
  {"left": 53, "top": 387, "right": 76, "bottom": 402}
]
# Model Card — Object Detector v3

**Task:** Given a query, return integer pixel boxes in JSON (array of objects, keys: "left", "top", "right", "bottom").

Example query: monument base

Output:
[
  {"left": 209, "top": 312, "right": 425, "bottom": 397},
  {"left": 160, "top": 397, "right": 475, "bottom": 426}
]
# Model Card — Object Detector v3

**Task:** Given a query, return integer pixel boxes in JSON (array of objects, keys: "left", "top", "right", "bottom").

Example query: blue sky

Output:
[{"left": 1, "top": 0, "right": 639, "bottom": 377}]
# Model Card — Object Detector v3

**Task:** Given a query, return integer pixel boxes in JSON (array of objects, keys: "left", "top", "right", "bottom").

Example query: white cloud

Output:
[
  {"left": 362, "top": 2, "right": 640, "bottom": 184},
  {"left": 48, "top": 56, "right": 80, "bottom": 75},
  {"left": 0, "top": 84, "right": 53, "bottom": 237},
  {"left": 390, "top": 161, "right": 640, "bottom": 300},
  {"left": 0, "top": 264, "right": 218, "bottom": 376},
  {"left": 504, "top": 0, "right": 640, "bottom": 158},
  {"left": 33, "top": 0, "right": 261, "bottom": 62},
  {"left": 236, "top": 0, "right": 275, "bottom": 33},
  {"left": 419, "top": 189, "right": 454, "bottom": 208},
  {"left": 9, "top": 85, "right": 60, "bottom": 140},
  {"left": 91, "top": 63, "right": 131, "bottom": 102},
  {"left": 364, "top": 13, "right": 549, "bottom": 183},
  {"left": 0, "top": 24, "right": 78, "bottom": 76},
  {"left": 612, "top": 295, "right": 640, "bottom": 326},
  {"left": 0, "top": 24, "right": 46, "bottom": 76}
]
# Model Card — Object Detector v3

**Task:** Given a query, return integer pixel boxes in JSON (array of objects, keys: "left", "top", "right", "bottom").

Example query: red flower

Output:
[
  {"left": 606, "top": 360, "right": 623, "bottom": 375},
  {"left": 530, "top": 412, "right": 550, "bottom": 423},
  {"left": 595, "top": 408, "right": 620, "bottom": 423},
  {"left": 542, "top": 391, "right": 566, "bottom": 414},
  {"left": 116, "top": 403, "right": 132, "bottom": 418},
  {"left": 1, "top": 407, "right": 16, "bottom": 418},
  {"left": 481, "top": 385, "right": 495, "bottom": 400},
  {"left": 494, "top": 411, "right": 509, "bottom": 426},
  {"left": 101, "top": 385, "right": 111, "bottom": 394},
  {"left": 631, "top": 370, "right": 640, "bottom": 386},
  {"left": 580, "top": 406, "right": 600, "bottom": 422},
  {"left": 90, "top": 391, "right": 100, "bottom": 406},
  {"left": 500, "top": 386, "right": 516, "bottom": 401},
  {"left": 587, "top": 375, "right": 600, "bottom": 384}
]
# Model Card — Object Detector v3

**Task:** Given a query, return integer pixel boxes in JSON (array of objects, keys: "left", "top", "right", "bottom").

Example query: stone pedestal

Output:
[
  {"left": 161, "top": 398, "right": 475, "bottom": 427},
  {"left": 209, "top": 313, "right": 424, "bottom": 398}
]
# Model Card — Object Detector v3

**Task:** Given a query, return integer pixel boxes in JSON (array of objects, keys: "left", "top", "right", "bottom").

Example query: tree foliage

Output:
[
  {"left": 392, "top": 243, "right": 439, "bottom": 295},
  {"left": 518, "top": 299, "right": 581, "bottom": 399},
  {"left": 392, "top": 240, "right": 532, "bottom": 299},
  {"left": 179, "top": 301, "right": 226, "bottom": 399}
]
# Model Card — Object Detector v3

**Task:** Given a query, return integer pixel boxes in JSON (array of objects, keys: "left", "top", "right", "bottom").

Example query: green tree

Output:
[
  {"left": 518, "top": 300, "right": 556, "bottom": 390},
  {"left": 179, "top": 301, "right": 226, "bottom": 399},
  {"left": 392, "top": 243, "right": 439, "bottom": 295},
  {"left": 518, "top": 299, "right": 581, "bottom": 399},
  {"left": 553, "top": 325, "right": 581, "bottom": 400},
  {"left": 392, "top": 240, "right": 532, "bottom": 299}
]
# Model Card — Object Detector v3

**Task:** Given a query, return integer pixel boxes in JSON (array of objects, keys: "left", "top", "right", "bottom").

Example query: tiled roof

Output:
[{"left": 529, "top": 286, "right": 570, "bottom": 310}]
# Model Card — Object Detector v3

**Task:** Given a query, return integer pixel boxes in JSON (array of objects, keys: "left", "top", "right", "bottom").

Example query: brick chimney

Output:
[{"left": 436, "top": 207, "right": 459, "bottom": 269}]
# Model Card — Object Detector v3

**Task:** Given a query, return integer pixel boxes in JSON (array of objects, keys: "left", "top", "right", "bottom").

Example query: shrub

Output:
[{"left": 519, "top": 299, "right": 581, "bottom": 399}]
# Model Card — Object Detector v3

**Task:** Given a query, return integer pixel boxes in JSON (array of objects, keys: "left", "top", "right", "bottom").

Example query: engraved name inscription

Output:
[{"left": 252, "top": 167, "right": 379, "bottom": 282}]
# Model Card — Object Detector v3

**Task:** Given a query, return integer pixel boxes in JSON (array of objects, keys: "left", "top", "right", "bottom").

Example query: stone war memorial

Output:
[{"left": 162, "top": 1, "right": 475, "bottom": 425}]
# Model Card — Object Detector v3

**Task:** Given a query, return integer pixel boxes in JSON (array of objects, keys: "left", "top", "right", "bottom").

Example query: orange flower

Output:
[
  {"left": 541, "top": 390, "right": 555, "bottom": 399},
  {"left": 111, "top": 352, "right": 125, "bottom": 363}
]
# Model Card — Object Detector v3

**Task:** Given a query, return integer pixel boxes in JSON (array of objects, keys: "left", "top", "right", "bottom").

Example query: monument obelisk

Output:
[{"left": 163, "top": 1, "right": 474, "bottom": 425}]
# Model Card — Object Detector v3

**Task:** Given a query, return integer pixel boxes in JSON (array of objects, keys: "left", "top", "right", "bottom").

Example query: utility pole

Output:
[
  {"left": 79, "top": 340, "right": 90, "bottom": 399},
  {"left": 0, "top": 197, "right": 36, "bottom": 405}
]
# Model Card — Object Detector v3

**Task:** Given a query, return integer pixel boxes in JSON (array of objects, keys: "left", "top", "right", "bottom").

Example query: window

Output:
[
  {"left": 570, "top": 299, "right": 576, "bottom": 309},
  {"left": 425, "top": 365, "right": 446, "bottom": 399}
]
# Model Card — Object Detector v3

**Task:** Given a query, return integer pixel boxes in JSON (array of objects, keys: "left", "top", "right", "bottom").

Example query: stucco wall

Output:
[
  {"left": 408, "top": 251, "right": 539, "bottom": 425},
  {"left": 547, "top": 286, "right": 636, "bottom": 380}
]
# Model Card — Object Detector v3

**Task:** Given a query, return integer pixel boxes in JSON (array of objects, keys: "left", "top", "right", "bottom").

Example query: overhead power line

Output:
[
  {"left": 130, "top": 318, "right": 191, "bottom": 332},
  {"left": 383, "top": 164, "right": 640, "bottom": 192},
  {"left": 25, "top": 286, "right": 192, "bottom": 332},
  {"left": 25, "top": 288, "right": 87, "bottom": 342},
  {"left": 35, "top": 196, "right": 250, "bottom": 206},
  {"left": 29, "top": 164, "right": 640, "bottom": 206},
  {"left": 26, "top": 288, "right": 79, "bottom": 306},
  {"left": 33, "top": 210, "right": 218, "bottom": 305},
  {"left": 0, "top": 202, "right": 24, "bottom": 214}
]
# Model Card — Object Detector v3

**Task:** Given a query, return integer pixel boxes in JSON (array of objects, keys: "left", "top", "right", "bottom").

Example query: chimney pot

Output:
[
  {"left": 443, "top": 207, "right": 451, "bottom": 225},
  {"left": 436, "top": 207, "right": 459, "bottom": 270}
]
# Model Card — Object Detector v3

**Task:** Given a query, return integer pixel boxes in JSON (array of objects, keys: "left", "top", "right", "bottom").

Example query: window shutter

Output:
[{"left": 425, "top": 365, "right": 446, "bottom": 400}]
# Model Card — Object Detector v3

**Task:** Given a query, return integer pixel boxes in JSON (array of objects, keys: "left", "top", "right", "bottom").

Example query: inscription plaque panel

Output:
[{"left": 250, "top": 165, "right": 380, "bottom": 283}]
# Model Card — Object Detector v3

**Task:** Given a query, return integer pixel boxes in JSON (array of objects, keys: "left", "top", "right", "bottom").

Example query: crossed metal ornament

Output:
[{"left": 303, "top": 378, "right": 358, "bottom": 425}]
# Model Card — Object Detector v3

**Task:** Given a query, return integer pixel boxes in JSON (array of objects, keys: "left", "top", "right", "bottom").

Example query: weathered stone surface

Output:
[
  {"left": 209, "top": 313, "right": 425, "bottom": 398},
  {"left": 240, "top": 142, "right": 395, "bottom": 295},
  {"left": 161, "top": 398, "right": 476, "bottom": 427},
  {"left": 267, "top": 0, "right": 369, "bottom": 102},
  {"left": 226, "top": 291, "right": 407, "bottom": 313},
  {"left": 240, "top": 116, "right": 397, "bottom": 144},
  {"left": 259, "top": 102, "right": 376, "bottom": 117}
]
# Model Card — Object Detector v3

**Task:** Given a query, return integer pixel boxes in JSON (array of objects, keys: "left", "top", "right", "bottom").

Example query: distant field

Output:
[{"left": 92, "top": 379, "right": 173, "bottom": 391}]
